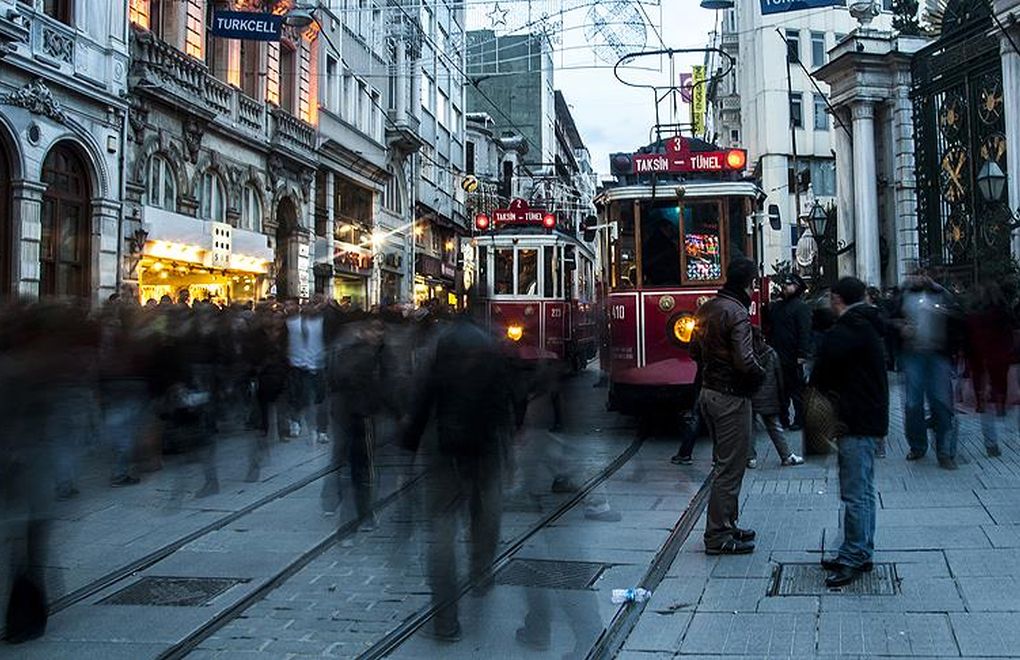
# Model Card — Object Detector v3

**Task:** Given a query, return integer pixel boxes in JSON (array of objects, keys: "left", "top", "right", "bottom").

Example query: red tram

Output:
[
  {"left": 597, "top": 136, "right": 766, "bottom": 414},
  {"left": 472, "top": 199, "right": 598, "bottom": 370}
]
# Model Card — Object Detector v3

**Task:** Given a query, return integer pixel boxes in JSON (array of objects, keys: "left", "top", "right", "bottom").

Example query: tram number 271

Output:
[{"left": 610, "top": 305, "right": 626, "bottom": 320}]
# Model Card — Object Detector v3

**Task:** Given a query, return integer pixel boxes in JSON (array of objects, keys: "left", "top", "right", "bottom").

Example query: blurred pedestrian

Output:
[
  {"left": 670, "top": 372, "right": 703, "bottom": 466},
  {"left": 811, "top": 277, "right": 889, "bottom": 587},
  {"left": 691, "top": 257, "right": 764, "bottom": 555},
  {"left": 893, "top": 271, "right": 961, "bottom": 469},
  {"left": 965, "top": 281, "right": 1013, "bottom": 457},
  {"left": 404, "top": 306, "right": 514, "bottom": 641},
  {"left": 284, "top": 296, "right": 329, "bottom": 442},
  {"left": 766, "top": 274, "right": 812, "bottom": 431},
  {"left": 748, "top": 327, "right": 803, "bottom": 469}
]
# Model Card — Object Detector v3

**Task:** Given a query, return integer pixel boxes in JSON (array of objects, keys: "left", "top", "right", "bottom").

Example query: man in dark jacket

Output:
[
  {"left": 811, "top": 277, "right": 889, "bottom": 587},
  {"left": 690, "top": 257, "right": 765, "bottom": 555},
  {"left": 404, "top": 309, "right": 514, "bottom": 641},
  {"left": 767, "top": 274, "right": 812, "bottom": 430}
]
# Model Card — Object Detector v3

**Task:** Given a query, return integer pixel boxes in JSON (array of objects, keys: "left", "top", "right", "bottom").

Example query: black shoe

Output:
[
  {"left": 424, "top": 621, "right": 462, "bottom": 642},
  {"left": 733, "top": 528, "right": 756, "bottom": 542},
  {"left": 787, "top": 423, "right": 803, "bottom": 432},
  {"left": 56, "top": 485, "right": 79, "bottom": 501},
  {"left": 670, "top": 454, "right": 693, "bottom": 465},
  {"left": 987, "top": 445, "right": 1002, "bottom": 458},
  {"left": 551, "top": 476, "right": 580, "bottom": 493},
  {"left": 825, "top": 563, "right": 862, "bottom": 587},
  {"left": 821, "top": 557, "right": 873, "bottom": 573},
  {"left": 110, "top": 475, "right": 140, "bottom": 487},
  {"left": 705, "top": 538, "right": 755, "bottom": 555},
  {"left": 906, "top": 450, "right": 926, "bottom": 461},
  {"left": 515, "top": 627, "right": 551, "bottom": 651},
  {"left": 195, "top": 480, "right": 220, "bottom": 498},
  {"left": 938, "top": 456, "right": 958, "bottom": 470}
]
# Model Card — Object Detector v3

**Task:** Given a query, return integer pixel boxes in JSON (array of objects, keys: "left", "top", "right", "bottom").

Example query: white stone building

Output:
[
  {"left": 706, "top": 2, "right": 894, "bottom": 277},
  {"left": 0, "top": 0, "right": 129, "bottom": 302}
]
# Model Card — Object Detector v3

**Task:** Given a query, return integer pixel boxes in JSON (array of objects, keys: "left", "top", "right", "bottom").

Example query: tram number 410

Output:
[{"left": 610, "top": 305, "right": 626, "bottom": 320}]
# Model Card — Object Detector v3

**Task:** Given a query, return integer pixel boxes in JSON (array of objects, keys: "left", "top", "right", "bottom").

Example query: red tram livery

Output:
[
  {"left": 472, "top": 199, "right": 598, "bottom": 370},
  {"left": 597, "top": 136, "right": 766, "bottom": 414}
]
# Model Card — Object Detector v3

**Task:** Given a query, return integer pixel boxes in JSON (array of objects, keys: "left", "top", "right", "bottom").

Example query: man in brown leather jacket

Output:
[{"left": 690, "top": 257, "right": 764, "bottom": 555}]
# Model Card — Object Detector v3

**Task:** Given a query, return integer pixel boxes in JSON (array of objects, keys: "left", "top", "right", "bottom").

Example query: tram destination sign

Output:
[
  {"left": 491, "top": 199, "right": 556, "bottom": 228},
  {"left": 630, "top": 138, "right": 747, "bottom": 174}
]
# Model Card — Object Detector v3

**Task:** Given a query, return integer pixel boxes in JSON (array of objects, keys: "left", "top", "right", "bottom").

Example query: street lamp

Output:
[
  {"left": 976, "top": 160, "right": 1007, "bottom": 202},
  {"left": 807, "top": 201, "right": 828, "bottom": 239},
  {"left": 699, "top": 0, "right": 734, "bottom": 8},
  {"left": 282, "top": 5, "right": 316, "bottom": 29},
  {"left": 806, "top": 200, "right": 854, "bottom": 256}
]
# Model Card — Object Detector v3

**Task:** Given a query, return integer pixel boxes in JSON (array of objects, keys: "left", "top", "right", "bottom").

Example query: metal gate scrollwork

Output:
[{"left": 912, "top": 0, "right": 1008, "bottom": 283}]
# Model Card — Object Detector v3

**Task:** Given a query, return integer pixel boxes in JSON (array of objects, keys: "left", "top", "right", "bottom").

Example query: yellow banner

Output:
[{"left": 691, "top": 65, "right": 706, "bottom": 138}]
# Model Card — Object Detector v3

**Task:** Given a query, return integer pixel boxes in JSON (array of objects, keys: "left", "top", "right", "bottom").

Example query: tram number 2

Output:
[{"left": 610, "top": 305, "right": 626, "bottom": 320}]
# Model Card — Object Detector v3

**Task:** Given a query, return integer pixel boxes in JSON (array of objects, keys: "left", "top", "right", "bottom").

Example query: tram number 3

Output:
[{"left": 610, "top": 305, "right": 626, "bottom": 320}]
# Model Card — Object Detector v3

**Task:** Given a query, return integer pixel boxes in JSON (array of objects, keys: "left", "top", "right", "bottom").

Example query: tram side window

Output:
[
  {"left": 615, "top": 202, "right": 636, "bottom": 289},
  {"left": 478, "top": 245, "right": 488, "bottom": 297},
  {"left": 641, "top": 201, "right": 682, "bottom": 286},
  {"left": 518, "top": 249, "right": 539, "bottom": 296},
  {"left": 495, "top": 248, "right": 514, "bottom": 294},
  {"left": 728, "top": 197, "right": 749, "bottom": 261},
  {"left": 681, "top": 202, "right": 724, "bottom": 282}
]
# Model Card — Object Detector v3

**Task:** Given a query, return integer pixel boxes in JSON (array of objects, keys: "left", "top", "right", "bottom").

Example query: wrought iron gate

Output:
[{"left": 912, "top": 0, "right": 1007, "bottom": 284}]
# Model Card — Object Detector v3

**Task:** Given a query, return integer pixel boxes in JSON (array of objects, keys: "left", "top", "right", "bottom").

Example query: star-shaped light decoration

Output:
[{"left": 488, "top": 2, "right": 509, "bottom": 28}]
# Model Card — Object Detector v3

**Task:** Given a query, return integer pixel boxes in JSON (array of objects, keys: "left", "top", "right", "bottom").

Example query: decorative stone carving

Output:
[
  {"left": 300, "top": 169, "right": 314, "bottom": 201},
  {"left": 182, "top": 117, "right": 204, "bottom": 163},
  {"left": 1, "top": 79, "right": 67, "bottom": 123},
  {"left": 41, "top": 24, "right": 73, "bottom": 64},
  {"left": 128, "top": 97, "right": 148, "bottom": 143},
  {"left": 267, "top": 154, "right": 284, "bottom": 188}
]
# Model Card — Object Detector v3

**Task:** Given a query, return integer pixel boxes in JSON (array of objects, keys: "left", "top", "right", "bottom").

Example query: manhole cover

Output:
[
  {"left": 99, "top": 576, "right": 247, "bottom": 606},
  {"left": 496, "top": 559, "right": 610, "bottom": 590},
  {"left": 769, "top": 563, "right": 898, "bottom": 596}
]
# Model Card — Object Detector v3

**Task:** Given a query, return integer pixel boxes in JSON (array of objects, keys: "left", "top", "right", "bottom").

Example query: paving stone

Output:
[
  {"left": 646, "top": 576, "right": 709, "bottom": 614},
  {"left": 956, "top": 576, "right": 1020, "bottom": 611},
  {"left": 679, "top": 612, "right": 817, "bottom": 656},
  {"left": 816, "top": 612, "right": 958, "bottom": 656},
  {"left": 951, "top": 612, "right": 1020, "bottom": 656},
  {"left": 981, "top": 524, "right": 1020, "bottom": 548},
  {"left": 876, "top": 507, "right": 995, "bottom": 527},
  {"left": 621, "top": 611, "right": 693, "bottom": 652},
  {"left": 878, "top": 490, "right": 981, "bottom": 509},
  {"left": 818, "top": 578, "right": 965, "bottom": 613},
  {"left": 696, "top": 578, "right": 771, "bottom": 613},
  {"left": 944, "top": 548, "right": 1020, "bottom": 576}
]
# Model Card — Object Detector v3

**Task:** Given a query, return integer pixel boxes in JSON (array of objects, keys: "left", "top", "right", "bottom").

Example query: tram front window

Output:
[
  {"left": 519, "top": 249, "right": 538, "bottom": 296},
  {"left": 681, "top": 202, "right": 724, "bottom": 282},
  {"left": 641, "top": 201, "right": 682, "bottom": 286},
  {"left": 495, "top": 248, "right": 513, "bottom": 294}
]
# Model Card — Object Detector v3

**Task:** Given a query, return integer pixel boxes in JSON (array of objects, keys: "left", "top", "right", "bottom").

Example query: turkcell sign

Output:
[
  {"left": 760, "top": 0, "right": 844, "bottom": 15},
  {"left": 211, "top": 11, "right": 284, "bottom": 41},
  {"left": 632, "top": 152, "right": 729, "bottom": 174}
]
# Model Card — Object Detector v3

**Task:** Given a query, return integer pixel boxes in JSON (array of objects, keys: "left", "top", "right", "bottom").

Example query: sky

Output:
[{"left": 466, "top": 1, "right": 718, "bottom": 179}]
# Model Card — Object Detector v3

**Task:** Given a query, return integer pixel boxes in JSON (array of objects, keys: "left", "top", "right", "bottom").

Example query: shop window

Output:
[
  {"left": 198, "top": 170, "right": 227, "bottom": 222},
  {"left": 494, "top": 248, "right": 513, "bottom": 295},
  {"left": 640, "top": 200, "right": 681, "bottom": 286},
  {"left": 241, "top": 184, "right": 262, "bottom": 232},
  {"left": 147, "top": 154, "right": 176, "bottom": 211},
  {"left": 681, "top": 202, "right": 724, "bottom": 283},
  {"left": 518, "top": 248, "right": 538, "bottom": 296}
]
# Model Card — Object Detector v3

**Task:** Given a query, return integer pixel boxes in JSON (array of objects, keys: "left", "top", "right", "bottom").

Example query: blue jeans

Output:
[
  {"left": 836, "top": 436, "right": 877, "bottom": 568},
  {"left": 902, "top": 351, "right": 956, "bottom": 458}
]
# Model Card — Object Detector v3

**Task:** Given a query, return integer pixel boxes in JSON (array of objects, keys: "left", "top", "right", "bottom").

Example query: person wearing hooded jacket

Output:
[{"left": 810, "top": 277, "right": 889, "bottom": 588}]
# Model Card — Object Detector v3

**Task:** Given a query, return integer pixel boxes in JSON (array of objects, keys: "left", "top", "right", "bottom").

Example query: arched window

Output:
[
  {"left": 241, "top": 184, "right": 262, "bottom": 232},
  {"left": 41, "top": 143, "right": 91, "bottom": 298},
  {"left": 147, "top": 154, "right": 177, "bottom": 210},
  {"left": 197, "top": 170, "right": 226, "bottom": 222}
]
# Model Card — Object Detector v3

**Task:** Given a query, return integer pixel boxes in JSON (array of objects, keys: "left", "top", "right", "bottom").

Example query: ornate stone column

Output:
[
  {"left": 1001, "top": 32, "right": 1020, "bottom": 259},
  {"left": 11, "top": 180, "right": 45, "bottom": 299},
  {"left": 890, "top": 75, "right": 921, "bottom": 280},
  {"left": 92, "top": 198, "right": 122, "bottom": 303},
  {"left": 833, "top": 108, "right": 856, "bottom": 277},
  {"left": 852, "top": 101, "right": 881, "bottom": 285}
]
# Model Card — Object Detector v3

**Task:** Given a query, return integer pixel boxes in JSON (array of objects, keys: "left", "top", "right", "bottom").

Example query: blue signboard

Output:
[
  {"left": 760, "top": 0, "right": 844, "bottom": 15},
  {"left": 210, "top": 11, "right": 284, "bottom": 41}
]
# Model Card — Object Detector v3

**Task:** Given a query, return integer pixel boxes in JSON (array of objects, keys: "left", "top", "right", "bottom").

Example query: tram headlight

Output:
[
  {"left": 670, "top": 314, "right": 697, "bottom": 345},
  {"left": 506, "top": 324, "right": 524, "bottom": 342}
]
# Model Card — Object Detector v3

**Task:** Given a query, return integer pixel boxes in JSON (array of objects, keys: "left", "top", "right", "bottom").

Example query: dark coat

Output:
[
  {"left": 810, "top": 304, "right": 889, "bottom": 438},
  {"left": 751, "top": 344, "right": 784, "bottom": 416},
  {"left": 690, "top": 287, "right": 764, "bottom": 397},
  {"left": 768, "top": 295, "right": 813, "bottom": 364}
]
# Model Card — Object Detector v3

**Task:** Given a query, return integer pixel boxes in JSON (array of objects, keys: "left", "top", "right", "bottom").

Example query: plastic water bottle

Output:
[{"left": 611, "top": 588, "right": 652, "bottom": 604}]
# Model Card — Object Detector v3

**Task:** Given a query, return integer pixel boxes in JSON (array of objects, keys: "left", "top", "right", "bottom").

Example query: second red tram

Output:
[
  {"left": 597, "top": 140, "right": 765, "bottom": 414},
  {"left": 472, "top": 203, "right": 598, "bottom": 371}
]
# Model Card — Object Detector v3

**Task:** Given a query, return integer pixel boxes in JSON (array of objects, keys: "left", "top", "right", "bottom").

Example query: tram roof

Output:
[{"left": 595, "top": 181, "right": 763, "bottom": 205}]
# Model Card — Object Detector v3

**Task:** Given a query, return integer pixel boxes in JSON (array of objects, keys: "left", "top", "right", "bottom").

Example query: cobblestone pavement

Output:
[{"left": 620, "top": 382, "right": 1020, "bottom": 659}]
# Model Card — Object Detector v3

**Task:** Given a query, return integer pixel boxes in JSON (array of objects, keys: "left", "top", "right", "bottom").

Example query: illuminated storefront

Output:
[
  {"left": 333, "top": 242, "right": 371, "bottom": 310},
  {"left": 138, "top": 209, "right": 272, "bottom": 305}
]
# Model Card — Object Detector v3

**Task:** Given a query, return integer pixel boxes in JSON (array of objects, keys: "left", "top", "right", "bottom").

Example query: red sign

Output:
[
  {"left": 631, "top": 137, "right": 747, "bottom": 174},
  {"left": 492, "top": 198, "right": 555, "bottom": 226}
]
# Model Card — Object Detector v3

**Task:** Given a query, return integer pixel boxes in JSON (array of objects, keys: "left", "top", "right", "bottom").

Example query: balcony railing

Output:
[
  {"left": 270, "top": 107, "right": 316, "bottom": 152},
  {"left": 131, "top": 29, "right": 206, "bottom": 100}
]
